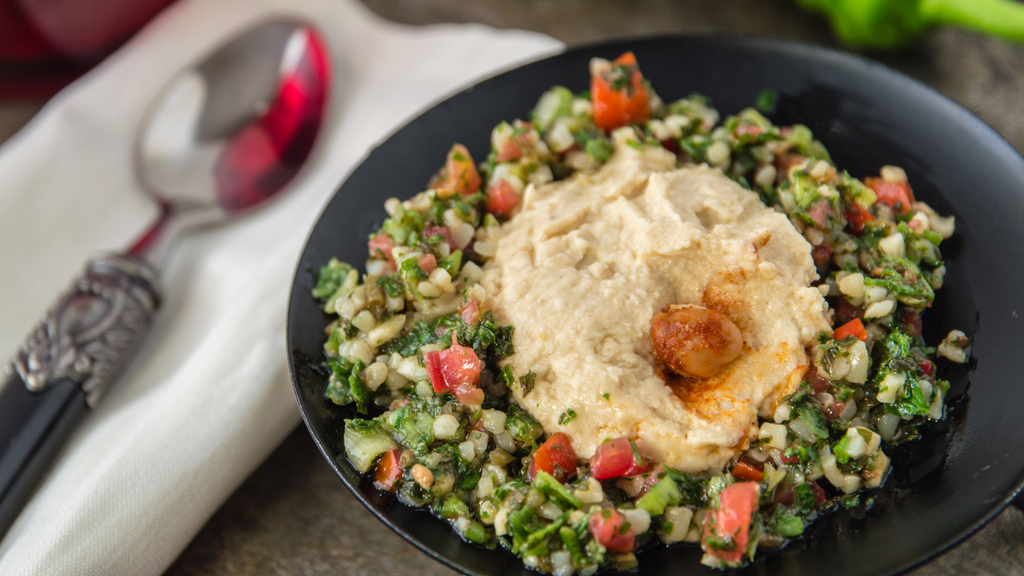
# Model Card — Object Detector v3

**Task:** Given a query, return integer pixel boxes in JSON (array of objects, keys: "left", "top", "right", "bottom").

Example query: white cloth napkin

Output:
[{"left": 0, "top": 1, "right": 561, "bottom": 573}]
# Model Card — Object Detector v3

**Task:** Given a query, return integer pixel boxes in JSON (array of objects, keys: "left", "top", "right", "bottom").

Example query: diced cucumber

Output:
[
  {"left": 323, "top": 268, "right": 359, "bottom": 314},
  {"left": 506, "top": 405, "right": 544, "bottom": 446},
  {"left": 532, "top": 86, "right": 573, "bottom": 131},
  {"left": 839, "top": 173, "right": 877, "bottom": 208},
  {"left": 462, "top": 521, "right": 490, "bottom": 545},
  {"left": 791, "top": 173, "right": 820, "bottom": 209},
  {"left": 776, "top": 515, "right": 804, "bottom": 537},
  {"left": 637, "top": 477, "right": 682, "bottom": 517},
  {"left": 434, "top": 495, "right": 471, "bottom": 519},
  {"left": 344, "top": 420, "right": 398, "bottom": 474},
  {"left": 786, "top": 124, "right": 831, "bottom": 161},
  {"left": 385, "top": 408, "right": 435, "bottom": 455},
  {"left": 312, "top": 258, "right": 353, "bottom": 300}
]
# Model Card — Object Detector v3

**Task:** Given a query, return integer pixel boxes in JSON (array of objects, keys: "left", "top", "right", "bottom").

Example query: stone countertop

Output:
[{"left": 162, "top": 1, "right": 1024, "bottom": 575}]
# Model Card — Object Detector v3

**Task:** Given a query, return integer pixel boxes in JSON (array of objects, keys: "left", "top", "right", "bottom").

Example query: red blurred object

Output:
[
  {"left": 213, "top": 28, "right": 329, "bottom": 213},
  {"left": 0, "top": 0, "right": 175, "bottom": 99},
  {"left": 589, "top": 438, "right": 653, "bottom": 480}
]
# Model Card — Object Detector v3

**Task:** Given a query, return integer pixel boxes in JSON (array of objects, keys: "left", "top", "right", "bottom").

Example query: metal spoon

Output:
[{"left": 0, "top": 20, "right": 330, "bottom": 537}]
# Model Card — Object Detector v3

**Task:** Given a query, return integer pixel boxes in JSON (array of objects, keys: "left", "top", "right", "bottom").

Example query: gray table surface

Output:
[{"left": 4, "top": 1, "right": 1023, "bottom": 574}]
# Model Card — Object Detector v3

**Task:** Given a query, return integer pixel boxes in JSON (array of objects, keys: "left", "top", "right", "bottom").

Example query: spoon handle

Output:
[
  {"left": 0, "top": 253, "right": 160, "bottom": 537},
  {"left": 0, "top": 374, "right": 87, "bottom": 537}
]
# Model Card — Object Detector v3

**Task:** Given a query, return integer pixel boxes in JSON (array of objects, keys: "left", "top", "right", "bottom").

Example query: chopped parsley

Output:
[
  {"left": 520, "top": 370, "right": 537, "bottom": 396},
  {"left": 558, "top": 409, "right": 577, "bottom": 425}
]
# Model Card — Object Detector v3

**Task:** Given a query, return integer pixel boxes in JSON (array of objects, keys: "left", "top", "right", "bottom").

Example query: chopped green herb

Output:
[
  {"left": 312, "top": 258, "right": 352, "bottom": 300},
  {"left": 755, "top": 89, "right": 778, "bottom": 114},
  {"left": 520, "top": 371, "right": 537, "bottom": 396},
  {"left": 376, "top": 275, "right": 405, "bottom": 298},
  {"left": 501, "top": 365, "right": 516, "bottom": 389},
  {"left": 585, "top": 138, "right": 613, "bottom": 161},
  {"left": 558, "top": 409, "right": 577, "bottom": 425}
]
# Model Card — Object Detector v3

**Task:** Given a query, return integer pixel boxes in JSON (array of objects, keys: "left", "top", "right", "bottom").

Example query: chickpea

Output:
[
  {"left": 411, "top": 464, "right": 434, "bottom": 490},
  {"left": 651, "top": 305, "right": 743, "bottom": 379}
]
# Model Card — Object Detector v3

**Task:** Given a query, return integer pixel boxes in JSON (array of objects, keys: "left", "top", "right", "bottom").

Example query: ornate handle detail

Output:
[{"left": 10, "top": 253, "right": 161, "bottom": 408}]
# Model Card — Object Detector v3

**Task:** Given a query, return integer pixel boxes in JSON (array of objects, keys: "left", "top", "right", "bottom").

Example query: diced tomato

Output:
[
  {"left": 486, "top": 179, "right": 520, "bottom": 217},
  {"left": 422, "top": 225, "right": 455, "bottom": 249},
  {"left": 865, "top": 176, "right": 915, "bottom": 214},
  {"left": 733, "top": 124, "right": 763, "bottom": 139},
  {"left": 452, "top": 383, "right": 484, "bottom": 407},
  {"left": 919, "top": 360, "right": 935, "bottom": 377},
  {"left": 588, "top": 508, "right": 635, "bottom": 553},
  {"left": 775, "top": 152, "right": 806, "bottom": 174},
  {"left": 824, "top": 401, "right": 846, "bottom": 420},
  {"left": 824, "top": 400, "right": 845, "bottom": 419},
  {"left": 425, "top": 335, "right": 484, "bottom": 405},
  {"left": 730, "top": 461, "right": 764, "bottom": 482},
  {"left": 806, "top": 366, "right": 831, "bottom": 394},
  {"left": 418, "top": 253, "right": 437, "bottom": 274},
  {"left": 590, "top": 438, "right": 654, "bottom": 480},
  {"left": 436, "top": 143, "right": 481, "bottom": 196},
  {"left": 775, "top": 480, "right": 825, "bottom": 507},
  {"left": 834, "top": 318, "right": 868, "bottom": 342},
  {"left": 494, "top": 139, "right": 523, "bottom": 163},
  {"left": 904, "top": 309, "right": 923, "bottom": 337},
  {"left": 780, "top": 454, "right": 800, "bottom": 465},
  {"left": 772, "top": 483, "right": 795, "bottom": 506},
  {"left": 425, "top": 351, "right": 446, "bottom": 392},
  {"left": 460, "top": 298, "right": 480, "bottom": 326},
  {"left": 805, "top": 200, "right": 834, "bottom": 228},
  {"left": 639, "top": 464, "right": 666, "bottom": 496},
  {"left": 660, "top": 138, "right": 681, "bottom": 155},
  {"left": 701, "top": 482, "right": 759, "bottom": 566},
  {"left": 528, "top": 432, "right": 578, "bottom": 483},
  {"left": 811, "top": 244, "right": 833, "bottom": 266},
  {"left": 494, "top": 122, "right": 539, "bottom": 162},
  {"left": 374, "top": 449, "right": 403, "bottom": 491},
  {"left": 834, "top": 297, "right": 864, "bottom": 326},
  {"left": 368, "top": 233, "right": 397, "bottom": 270},
  {"left": 809, "top": 481, "right": 827, "bottom": 505},
  {"left": 591, "top": 52, "right": 651, "bottom": 132},
  {"left": 442, "top": 336, "right": 484, "bottom": 404},
  {"left": 844, "top": 203, "right": 875, "bottom": 235}
]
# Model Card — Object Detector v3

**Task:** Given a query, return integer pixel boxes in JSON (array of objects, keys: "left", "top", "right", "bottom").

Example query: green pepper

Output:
[
  {"left": 533, "top": 471, "right": 582, "bottom": 510},
  {"left": 508, "top": 506, "right": 546, "bottom": 554},
  {"left": 559, "top": 526, "right": 587, "bottom": 568},
  {"left": 794, "top": 0, "right": 1024, "bottom": 50}
]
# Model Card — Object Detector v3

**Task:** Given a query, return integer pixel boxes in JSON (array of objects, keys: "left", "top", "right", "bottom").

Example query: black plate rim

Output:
[{"left": 286, "top": 31, "right": 1024, "bottom": 576}]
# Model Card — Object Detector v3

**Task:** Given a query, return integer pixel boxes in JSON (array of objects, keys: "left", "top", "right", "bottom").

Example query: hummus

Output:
[{"left": 481, "top": 140, "right": 830, "bottom": 473}]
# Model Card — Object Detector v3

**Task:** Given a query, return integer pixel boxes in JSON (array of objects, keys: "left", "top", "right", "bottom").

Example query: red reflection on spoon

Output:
[{"left": 214, "top": 27, "right": 329, "bottom": 213}]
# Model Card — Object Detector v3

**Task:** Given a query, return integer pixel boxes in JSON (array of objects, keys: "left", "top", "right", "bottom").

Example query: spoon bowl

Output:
[{"left": 130, "top": 20, "right": 329, "bottom": 265}]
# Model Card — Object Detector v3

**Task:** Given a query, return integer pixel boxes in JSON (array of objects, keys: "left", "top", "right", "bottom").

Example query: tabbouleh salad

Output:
[{"left": 310, "top": 52, "right": 970, "bottom": 573}]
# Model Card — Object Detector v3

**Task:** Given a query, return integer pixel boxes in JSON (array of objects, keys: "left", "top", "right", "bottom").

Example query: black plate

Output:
[{"left": 287, "top": 35, "right": 1024, "bottom": 576}]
